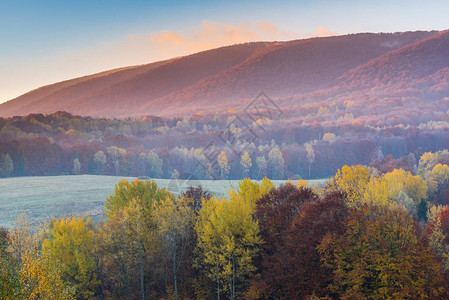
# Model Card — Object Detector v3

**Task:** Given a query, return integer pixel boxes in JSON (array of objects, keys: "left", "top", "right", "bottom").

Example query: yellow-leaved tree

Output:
[
  {"left": 20, "top": 246, "right": 75, "bottom": 299},
  {"left": 384, "top": 169, "right": 428, "bottom": 202},
  {"left": 227, "top": 178, "right": 274, "bottom": 210},
  {"left": 328, "top": 165, "right": 371, "bottom": 206},
  {"left": 383, "top": 168, "right": 428, "bottom": 215},
  {"left": 418, "top": 150, "right": 449, "bottom": 175},
  {"left": 8, "top": 214, "right": 74, "bottom": 299},
  {"left": 104, "top": 179, "right": 172, "bottom": 218},
  {"left": 296, "top": 179, "right": 311, "bottom": 189},
  {"left": 100, "top": 179, "right": 174, "bottom": 299},
  {"left": 195, "top": 192, "right": 261, "bottom": 299},
  {"left": 423, "top": 163, "right": 449, "bottom": 206},
  {"left": 41, "top": 216, "right": 100, "bottom": 299},
  {"left": 328, "top": 165, "right": 392, "bottom": 207},
  {"left": 240, "top": 152, "right": 252, "bottom": 178}
]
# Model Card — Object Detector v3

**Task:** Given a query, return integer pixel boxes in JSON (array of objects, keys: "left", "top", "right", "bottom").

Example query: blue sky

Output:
[{"left": 1, "top": 0, "right": 449, "bottom": 103}]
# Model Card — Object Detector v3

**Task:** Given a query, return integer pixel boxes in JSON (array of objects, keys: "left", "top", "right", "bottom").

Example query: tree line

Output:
[
  {"left": 2, "top": 150, "right": 449, "bottom": 299},
  {"left": 1, "top": 111, "right": 449, "bottom": 180}
]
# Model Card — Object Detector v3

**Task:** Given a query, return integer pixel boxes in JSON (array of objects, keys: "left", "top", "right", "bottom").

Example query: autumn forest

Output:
[
  {"left": 1, "top": 107, "right": 449, "bottom": 181},
  {"left": 2, "top": 4, "right": 449, "bottom": 298},
  {"left": 2, "top": 151, "right": 449, "bottom": 298}
]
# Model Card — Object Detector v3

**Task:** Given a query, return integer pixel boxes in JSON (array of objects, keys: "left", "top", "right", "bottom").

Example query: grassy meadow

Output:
[{"left": 0, "top": 175, "right": 327, "bottom": 228}]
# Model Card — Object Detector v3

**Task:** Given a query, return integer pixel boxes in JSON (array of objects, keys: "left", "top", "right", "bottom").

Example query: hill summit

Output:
[{"left": 1, "top": 30, "right": 448, "bottom": 118}]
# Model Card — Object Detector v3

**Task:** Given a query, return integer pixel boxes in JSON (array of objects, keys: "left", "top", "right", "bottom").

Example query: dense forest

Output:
[
  {"left": 1, "top": 109, "right": 449, "bottom": 180},
  {"left": 2, "top": 149, "right": 449, "bottom": 299}
]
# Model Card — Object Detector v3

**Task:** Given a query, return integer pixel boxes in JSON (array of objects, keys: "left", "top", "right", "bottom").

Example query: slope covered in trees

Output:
[
  {"left": 1, "top": 110, "right": 449, "bottom": 180},
  {"left": 2, "top": 155, "right": 449, "bottom": 299},
  {"left": 0, "top": 31, "right": 438, "bottom": 118}
]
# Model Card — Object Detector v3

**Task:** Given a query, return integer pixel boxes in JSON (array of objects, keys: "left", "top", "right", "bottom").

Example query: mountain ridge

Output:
[{"left": 0, "top": 30, "right": 443, "bottom": 118}]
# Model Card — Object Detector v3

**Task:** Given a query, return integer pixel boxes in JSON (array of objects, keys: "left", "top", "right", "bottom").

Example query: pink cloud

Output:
[
  {"left": 150, "top": 31, "right": 183, "bottom": 45},
  {"left": 315, "top": 26, "right": 338, "bottom": 37},
  {"left": 147, "top": 21, "right": 307, "bottom": 55},
  {"left": 257, "top": 21, "right": 278, "bottom": 33},
  {"left": 148, "top": 22, "right": 339, "bottom": 55},
  {"left": 137, "top": 22, "right": 340, "bottom": 66}
]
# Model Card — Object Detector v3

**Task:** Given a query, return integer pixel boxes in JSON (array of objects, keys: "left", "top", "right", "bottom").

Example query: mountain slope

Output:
[
  {"left": 338, "top": 30, "right": 449, "bottom": 89},
  {"left": 150, "top": 31, "right": 437, "bottom": 115},
  {"left": 0, "top": 31, "right": 439, "bottom": 118},
  {"left": 0, "top": 60, "right": 174, "bottom": 117}
]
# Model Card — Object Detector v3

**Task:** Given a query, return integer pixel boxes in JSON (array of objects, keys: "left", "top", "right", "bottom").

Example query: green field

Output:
[{"left": 0, "top": 175, "right": 327, "bottom": 228}]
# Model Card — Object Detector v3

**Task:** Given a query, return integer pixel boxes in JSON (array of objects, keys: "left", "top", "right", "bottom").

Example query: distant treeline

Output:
[
  {"left": 1, "top": 111, "right": 449, "bottom": 180},
  {"left": 2, "top": 153, "right": 449, "bottom": 299}
]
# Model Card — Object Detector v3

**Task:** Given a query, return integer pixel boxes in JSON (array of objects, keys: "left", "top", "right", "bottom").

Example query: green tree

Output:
[
  {"left": 100, "top": 197, "right": 159, "bottom": 300},
  {"left": 124, "top": 199, "right": 153, "bottom": 300},
  {"left": 395, "top": 190, "right": 417, "bottom": 216}
]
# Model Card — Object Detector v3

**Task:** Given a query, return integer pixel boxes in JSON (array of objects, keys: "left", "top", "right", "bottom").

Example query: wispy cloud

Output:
[
  {"left": 146, "top": 21, "right": 340, "bottom": 55},
  {"left": 315, "top": 26, "right": 338, "bottom": 37},
  {"left": 148, "top": 21, "right": 302, "bottom": 53},
  {"left": 150, "top": 31, "right": 183, "bottom": 45}
]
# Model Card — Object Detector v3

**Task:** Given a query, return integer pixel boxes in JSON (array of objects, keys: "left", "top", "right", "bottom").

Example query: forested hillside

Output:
[
  {"left": 0, "top": 31, "right": 439, "bottom": 118},
  {"left": 1, "top": 110, "right": 449, "bottom": 180},
  {"left": 2, "top": 153, "right": 449, "bottom": 299},
  {"left": 2, "top": 31, "right": 449, "bottom": 181}
]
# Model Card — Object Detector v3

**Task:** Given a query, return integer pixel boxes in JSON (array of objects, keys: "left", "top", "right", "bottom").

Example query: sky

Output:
[{"left": 1, "top": 0, "right": 449, "bottom": 104}]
